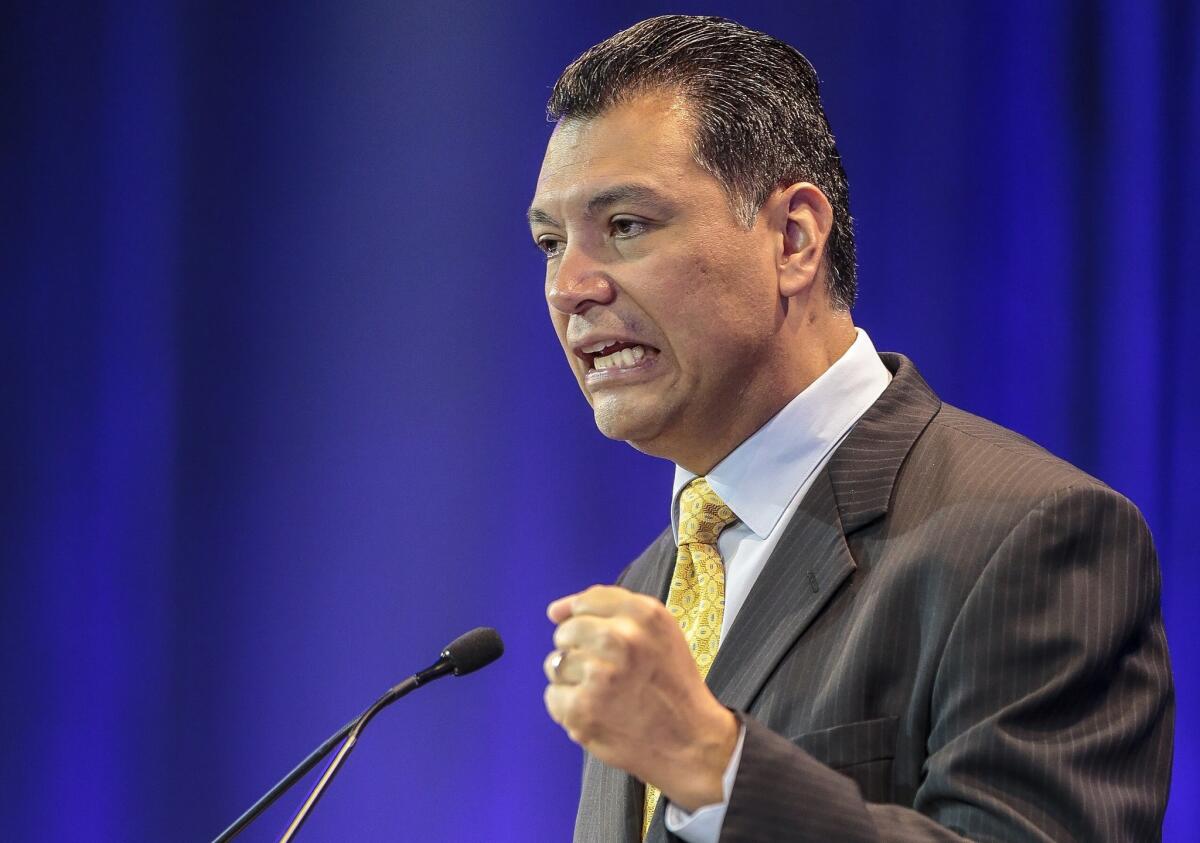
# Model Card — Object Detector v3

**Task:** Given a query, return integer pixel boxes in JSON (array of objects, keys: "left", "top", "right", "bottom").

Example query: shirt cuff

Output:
[{"left": 663, "top": 723, "right": 746, "bottom": 842}]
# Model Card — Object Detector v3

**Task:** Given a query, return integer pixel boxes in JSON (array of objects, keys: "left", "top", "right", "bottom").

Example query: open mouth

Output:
[{"left": 581, "top": 339, "right": 660, "bottom": 371}]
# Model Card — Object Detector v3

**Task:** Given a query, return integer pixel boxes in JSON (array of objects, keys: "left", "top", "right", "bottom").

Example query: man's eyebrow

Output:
[
  {"left": 582, "top": 184, "right": 671, "bottom": 219},
  {"left": 527, "top": 207, "right": 560, "bottom": 228},
  {"left": 526, "top": 184, "right": 672, "bottom": 229}
]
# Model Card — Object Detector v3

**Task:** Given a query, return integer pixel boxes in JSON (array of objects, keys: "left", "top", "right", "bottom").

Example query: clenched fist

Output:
[{"left": 542, "top": 585, "right": 738, "bottom": 812}]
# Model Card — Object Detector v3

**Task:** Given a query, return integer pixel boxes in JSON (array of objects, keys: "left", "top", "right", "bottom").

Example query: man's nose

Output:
[{"left": 546, "top": 244, "right": 616, "bottom": 315}]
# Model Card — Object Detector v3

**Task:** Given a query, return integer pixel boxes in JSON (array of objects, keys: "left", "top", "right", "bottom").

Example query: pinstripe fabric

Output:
[{"left": 572, "top": 354, "right": 1173, "bottom": 843}]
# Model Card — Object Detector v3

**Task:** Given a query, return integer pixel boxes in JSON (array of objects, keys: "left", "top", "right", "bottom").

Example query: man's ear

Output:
[{"left": 777, "top": 183, "right": 834, "bottom": 298}]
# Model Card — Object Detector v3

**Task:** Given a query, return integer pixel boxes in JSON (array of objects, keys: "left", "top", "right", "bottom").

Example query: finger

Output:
[
  {"left": 543, "top": 681, "right": 575, "bottom": 726},
  {"left": 553, "top": 614, "right": 628, "bottom": 655},
  {"left": 547, "top": 590, "right": 586, "bottom": 623},
  {"left": 542, "top": 648, "right": 585, "bottom": 685},
  {"left": 568, "top": 585, "right": 648, "bottom": 619},
  {"left": 543, "top": 683, "right": 597, "bottom": 748}
]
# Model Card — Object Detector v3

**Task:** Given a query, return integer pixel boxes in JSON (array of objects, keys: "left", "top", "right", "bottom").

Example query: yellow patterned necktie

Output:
[{"left": 643, "top": 476, "right": 739, "bottom": 838}]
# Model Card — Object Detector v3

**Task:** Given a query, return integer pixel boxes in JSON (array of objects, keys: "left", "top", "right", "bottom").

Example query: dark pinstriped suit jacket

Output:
[{"left": 573, "top": 354, "right": 1173, "bottom": 842}]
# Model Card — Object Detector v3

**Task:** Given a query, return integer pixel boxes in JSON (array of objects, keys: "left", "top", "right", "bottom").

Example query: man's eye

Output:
[
  {"left": 537, "top": 237, "right": 564, "bottom": 258},
  {"left": 612, "top": 218, "right": 648, "bottom": 238}
]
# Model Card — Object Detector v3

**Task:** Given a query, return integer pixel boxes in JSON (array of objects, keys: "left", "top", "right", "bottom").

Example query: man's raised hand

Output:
[{"left": 542, "top": 585, "right": 738, "bottom": 812}]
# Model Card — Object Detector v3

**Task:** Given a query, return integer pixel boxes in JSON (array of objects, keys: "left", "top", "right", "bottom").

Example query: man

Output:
[{"left": 529, "top": 15, "right": 1173, "bottom": 843}]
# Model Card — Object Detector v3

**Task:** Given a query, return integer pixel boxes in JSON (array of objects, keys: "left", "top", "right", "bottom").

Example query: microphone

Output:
[
  {"left": 213, "top": 627, "right": 503, "bottom": 842},
  {"left": 430, "top": 626, "right": 506, "bottom": 678}
]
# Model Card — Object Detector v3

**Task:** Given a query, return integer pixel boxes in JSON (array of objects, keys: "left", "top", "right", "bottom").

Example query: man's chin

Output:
[
  {"left": 590, "top": 402, "right": 678, "bottom": 459},
  {"left": 591, "top": 401, "right": 664, "bottom": 445}
]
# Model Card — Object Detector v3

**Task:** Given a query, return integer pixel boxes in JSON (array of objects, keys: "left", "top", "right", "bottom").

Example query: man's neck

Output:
[{"left": 654, "top": 318, "right": 859, "bottom": 475}]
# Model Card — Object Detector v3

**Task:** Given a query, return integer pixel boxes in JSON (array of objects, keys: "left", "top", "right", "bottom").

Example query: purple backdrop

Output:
[{"left": 3, "top": 1, "right": 1196, "bottom": 839}]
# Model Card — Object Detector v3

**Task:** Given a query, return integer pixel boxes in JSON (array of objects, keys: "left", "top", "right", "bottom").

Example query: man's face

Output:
[{"left": 529, "top": 92, "right": 786, "bottom": 468}]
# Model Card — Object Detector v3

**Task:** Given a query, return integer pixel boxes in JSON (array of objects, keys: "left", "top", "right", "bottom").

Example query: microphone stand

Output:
[
  {"left": 212, "top": 714, "right": 358, "bottom": 842},
  {"left": 278, "top": 672, "right": 425, "bottom": 841},
  {"left": 213, "top": 661, "right": 453, "bottom": 842}
]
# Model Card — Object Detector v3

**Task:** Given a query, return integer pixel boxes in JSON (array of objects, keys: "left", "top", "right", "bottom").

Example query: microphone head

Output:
[{"left": 442, "top": 627, "right": 504, "bottom": 676}]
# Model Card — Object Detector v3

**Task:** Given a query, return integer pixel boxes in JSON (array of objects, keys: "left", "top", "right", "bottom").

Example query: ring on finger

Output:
[{"left": 550, "top": 649, "right": 567, "bottom": 682}]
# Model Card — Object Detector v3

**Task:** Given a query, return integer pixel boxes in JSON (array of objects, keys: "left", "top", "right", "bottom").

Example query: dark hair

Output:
[{"left": 548, "top": 15, "right": 857, "bottom": 310}]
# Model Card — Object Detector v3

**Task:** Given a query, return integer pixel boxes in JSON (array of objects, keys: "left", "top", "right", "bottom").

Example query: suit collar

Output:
[
  {"left": 622, "top": 354, "right": 939, "bottom": 593},
  {"left": 669, "top": 329, "right": 892, "bottom": 541},
  {"left": 703, "top": 353, "right": 940, "bottom": 713},
  {"left": 827, "top": 352, "right": 941, "bottom": 534},
  {"left": 703, "top": 352, "right": 940, "bottom": 733}
]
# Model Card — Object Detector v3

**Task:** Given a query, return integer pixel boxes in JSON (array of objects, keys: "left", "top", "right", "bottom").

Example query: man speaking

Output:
[{"left": 529, "top": 15, "right": 1173, "bottom": 842}]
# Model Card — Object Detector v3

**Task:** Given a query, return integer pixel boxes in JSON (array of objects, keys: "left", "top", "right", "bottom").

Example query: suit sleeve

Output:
[{"left": 717, "top": 483, "right": 1174, "bottom": 842}]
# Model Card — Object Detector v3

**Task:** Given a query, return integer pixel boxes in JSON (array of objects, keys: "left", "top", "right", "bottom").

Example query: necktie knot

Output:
[{"left": 677, "top": 476, "right": 738, "bottom": 545}]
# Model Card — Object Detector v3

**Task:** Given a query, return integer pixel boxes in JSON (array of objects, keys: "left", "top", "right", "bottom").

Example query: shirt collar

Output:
[{"left": 672, "top": 328, "right": 892, "bottom": 541}]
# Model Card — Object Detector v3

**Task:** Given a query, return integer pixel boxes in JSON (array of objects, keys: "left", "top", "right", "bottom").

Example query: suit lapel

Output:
[
  {"left": 827, "top": 353, "right": 941, "bottom": 534},
  {"left": 706, "top": 353, "right": 941, "bottom": 713},
  {"left": 620, "top": 528, "right": 676, "bottom": 601},
  {"left": 704, "top": 469, "right": 855, "bottom": 710}
]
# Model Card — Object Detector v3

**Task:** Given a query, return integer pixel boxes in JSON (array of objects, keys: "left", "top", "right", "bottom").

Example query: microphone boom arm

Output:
[
  {"left": 210, "top": 627, "right": 500, "bottom": 842},
  {"left": 212, "top": 661, "right": 452, "bottom": 842},
  {"left": 277, "top": 673, "right": 425, "bottom": 842},
  {"left": 212, "top": 714, "right": 359, "bottom": 843}
]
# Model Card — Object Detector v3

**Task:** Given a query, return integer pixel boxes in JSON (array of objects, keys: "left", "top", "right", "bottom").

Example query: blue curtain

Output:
[{"left": 3, "top": 1, "right": 1196, "bottom": 839}]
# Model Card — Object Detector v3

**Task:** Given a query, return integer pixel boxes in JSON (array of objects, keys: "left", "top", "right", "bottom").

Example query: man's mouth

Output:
[{"left": 581, "top": 340, "right": 659, "bottom": 371}]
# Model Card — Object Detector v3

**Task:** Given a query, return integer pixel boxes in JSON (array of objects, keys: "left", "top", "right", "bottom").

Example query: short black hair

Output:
[{"left": 548, "top": 15, "right": 857, "bottom": 310}]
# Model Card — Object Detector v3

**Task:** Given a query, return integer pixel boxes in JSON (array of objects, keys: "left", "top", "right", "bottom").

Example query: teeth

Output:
[
  {"left": 583, "top": 340, "right": 613, "bottom": 354},
  {"left": 593, "top": 345, "right": 647, "bottom": 370}
]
